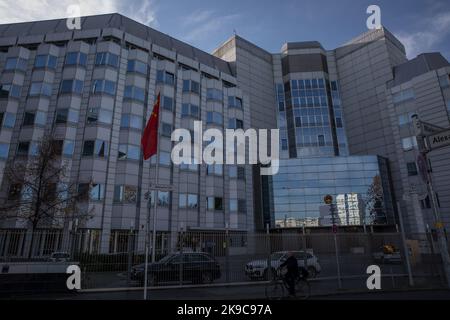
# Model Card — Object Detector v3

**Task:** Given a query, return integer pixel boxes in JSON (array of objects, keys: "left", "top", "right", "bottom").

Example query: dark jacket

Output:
[{"left": 280, "top": 255, "right": 299, "bottom": 276}]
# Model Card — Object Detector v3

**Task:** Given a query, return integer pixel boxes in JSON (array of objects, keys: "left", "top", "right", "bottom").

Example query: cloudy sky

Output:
[{"left": 0, "top": 0, "right": 449, "bottom": 59}]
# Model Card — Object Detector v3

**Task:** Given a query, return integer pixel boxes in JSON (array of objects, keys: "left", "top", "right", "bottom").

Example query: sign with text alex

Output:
[{"left": 427, "top": 129, "right": 450, "bottom": 150}]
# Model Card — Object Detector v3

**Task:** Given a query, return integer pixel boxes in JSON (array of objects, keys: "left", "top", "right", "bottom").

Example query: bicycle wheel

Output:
[
  {"left": 295, "top": 279, "right": 310, "bottom": 300},
  {"left": 265, "top": 280, "right": 284, "bottom": 300}
]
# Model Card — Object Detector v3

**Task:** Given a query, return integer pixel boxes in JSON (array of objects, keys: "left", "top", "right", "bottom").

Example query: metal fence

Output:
[{"left": 0, "top": 229, "right": 448, "bottom": 295}]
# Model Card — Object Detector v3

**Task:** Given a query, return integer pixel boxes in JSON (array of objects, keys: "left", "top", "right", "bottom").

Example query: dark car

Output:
[{"left": 131, "top": 252, "right": 221, "bottom": 286}]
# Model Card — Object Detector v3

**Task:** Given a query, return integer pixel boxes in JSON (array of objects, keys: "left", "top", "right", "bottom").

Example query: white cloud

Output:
[
  {"left": 179, "top": 9, "right": 240, "bottom": 45},
  {"left": 396, "top": 11, "right": 450, "bottom": 58},
  {"left": 0, "top": 0, "right": 158, "bottom": 26}
]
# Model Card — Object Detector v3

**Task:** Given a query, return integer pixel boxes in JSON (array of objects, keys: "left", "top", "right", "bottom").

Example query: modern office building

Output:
[
  {"left": 215, "top": 28, "right": 450, "bottom": 234},
  {"left": 335, "top": 31, "right": 450, "bottom": 234},
  {"left": 384, "top": 53, "right": 450, "bottom": 233},
  {"left": 215, "top": 32, "right": 398, "bottom": 231},
  {"left": 1, "top": 13, "right": 449, "bottom": 257},
  {"left": 0, "top": 14, "right": 254, "bottom": 256}
]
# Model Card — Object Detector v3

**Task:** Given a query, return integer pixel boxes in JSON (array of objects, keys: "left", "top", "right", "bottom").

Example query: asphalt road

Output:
[{"left": 13, "top": 286, "right": 450, "bottom": 300}]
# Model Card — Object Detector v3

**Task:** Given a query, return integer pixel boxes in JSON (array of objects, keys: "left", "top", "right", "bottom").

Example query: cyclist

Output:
[{"left": 279, "top": 251, "right": 299, "bottom": 297}]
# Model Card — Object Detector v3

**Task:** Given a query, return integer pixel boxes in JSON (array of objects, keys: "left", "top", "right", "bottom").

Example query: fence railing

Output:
[{"left": 0, "top": 229, "right": 448, "bottom": 294}]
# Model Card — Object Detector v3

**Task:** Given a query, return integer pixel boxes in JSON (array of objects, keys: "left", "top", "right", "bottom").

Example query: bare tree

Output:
[
  {"left": 0, "top": 135, "right": 93, "bottom": 258},
  {"left": 365, "top": 174, "right": 387, "bottom": 225}
]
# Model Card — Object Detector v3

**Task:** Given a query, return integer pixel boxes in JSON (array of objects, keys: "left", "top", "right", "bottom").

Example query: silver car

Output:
[{"left": 245, "top": 251, "right": 321, "bottom": 280}]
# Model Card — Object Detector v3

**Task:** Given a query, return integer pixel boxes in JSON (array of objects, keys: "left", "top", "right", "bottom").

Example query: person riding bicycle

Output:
[{"left": 279, "top": 251, "right": 299, "bottom": 297}]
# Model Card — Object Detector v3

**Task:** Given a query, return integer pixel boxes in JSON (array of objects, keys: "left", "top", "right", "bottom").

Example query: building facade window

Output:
[
  {"left": 56, "top": 108, "right": 79, "bottom": 124},
  {"left": 17, "top": 141, "right": 30, "bottom": 156},
  {"left": 5, "top": 57, "right": 28, "bottom": 72},
  {"left": 23, "top": 111, "right": 46, "bottom": 126},
  {"left": 34, "top": 54, "right": 57, "bottom": 69},
  {"left": 8, "top": 183, "right": 22, "bottom": 200},
  {"left": 206, "top": 111, "right": 223, "bottom": 126},
  {"left": 82, "top": 140, "right": 108, "bottom": 157},
  {"left": 161, "top": 123, "right": 172, "bottom": 137},
  {"left": 95, "top": 52, "right": 119, "bottom": 68},
  {"left": 229, "top": 166, "right": 237, "bottom": 178},
  {"left": 439, "top": 74, "right": 449, "bottom": 88},
  {"left": 228, "top": 96, "right": 243, "bottom": 109},
  {"left": 207, "top": 164, "right": 223, "bottom": 176},
  {"left": 158, "top": 151, "right": 172, "bottom": 166},
  {"left": 114, "top": 185, "right": 137, "bottom": 203},
  {"left": 230, "top": 199, "right": 247, "bottom": 214},
  {"left": 179, "top": 193, "right": 199, "bottom": 209},
  {"left": 398, "top": 112, "right": 416, "bottom": 126},
  {"left": 182, "top": 80, "right": 200, "bottom": 94},
  {"left": 127, "top": 60, "right": 147, "bottom": 75},
  {"left": 0, "top": 143, "right": 10, "bottom": 159},
  {"left": 29, "top": 82, "right": 52, "bottom": 97},
  {"left": 158, "top": 191, "right": 170, "bottom": 207},
  {"left": 207, "top": 197, "right": 223, "bottom": 211},
  {"left": 228, "top": 118, "right": 244, "bottom": 129},
  {"left": 181, "top": 103, "right": 199, "bottom": 118},
  {"left": 180, "top": 154, "right": 198, "bottom": 171},
  {"left": 63, "top": 140, "right": 75, "bottom": 157},
  {"left": 0, "top": 84, "right": 21, "bottom": 99},
  {"left": 89, "top": 184, "right": 105, "bottom": 201},
  {"left": 60, "top": 79, "right": 83, "bottom": 95},
  {"left": 120, "top": 114, "right": 142, "bottom": 130},
  {"left": 162, "top": 96, "right": 174, "bottom": 111},
  {"left": 87, "top": 108, "right": 113, "bottom": 125},
  {"left": 401, "top": 136, "right": 418, "bottom": 151},
  {"left": 65, "top": 52, "right": 87, "bottom": 67},
  {"left": 206, "top": 88, "right": 223, "bottom": 101},
  {"left": 124, "top": 86, "right": 145, "bottom": 102},
  {"left": 393, "top": 88, "right": 415, "bottom": 104},
  {"left": 156, "top": 70, "right": 175, "bottom": 86},
  {"left": 92, "top": 79, "right": 116, "bottom": 95},
  {"left": 118, "top": 144, "right": 140, "bottom": 160},
  {"left": 0, "top": 112, "right": 16, "bottom": 129}
]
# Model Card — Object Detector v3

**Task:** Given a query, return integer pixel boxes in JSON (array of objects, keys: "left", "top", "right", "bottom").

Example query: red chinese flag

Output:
[{"left": 141, "top": 93, "right": 160, "bottom": 160}]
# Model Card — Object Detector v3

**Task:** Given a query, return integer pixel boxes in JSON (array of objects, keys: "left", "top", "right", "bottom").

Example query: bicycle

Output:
[{"left": 265, "top": 267, "right": 311, "bottom": 300}]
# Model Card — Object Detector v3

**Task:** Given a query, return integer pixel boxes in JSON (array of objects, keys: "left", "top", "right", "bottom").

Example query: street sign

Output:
[{"left": 427, "top": 129, "right": 450, "bottom": 151}]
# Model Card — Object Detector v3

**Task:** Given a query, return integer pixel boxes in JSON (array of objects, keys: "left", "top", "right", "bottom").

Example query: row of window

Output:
[
  {"left": 291, "top": 79, "right": 326, "bottom": 90},
  {"left": 178, "top": 159, "right": 245, "bottom": 178},
  {"left": 1, "top": 80, "right": 242, "bottom": 110},
  {"left": 0, "top": 112, "right": 16, "bottom": 129},
  {"left": 15, "top": 140, "right": 74, "bottom": 157},
  {"left": 0, "top": 84, "right": 21, "bottom": 98},
  {"left": 7, "top": 181, "right": 247, "bottom": 213}
]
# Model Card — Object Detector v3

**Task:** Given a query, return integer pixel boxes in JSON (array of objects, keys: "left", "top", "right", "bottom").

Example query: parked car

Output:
[
  {"left": 245, "top": 251, "right": 321, "bottom": 280},
  {"left": 49, "top": 252, "right": 71, "bottom": 262},
  {"left": 131, "top": 252, "right": 221, "bottom": 286},
  {"left": 372, "top": 245, "right": 402, "bottom": 264}
]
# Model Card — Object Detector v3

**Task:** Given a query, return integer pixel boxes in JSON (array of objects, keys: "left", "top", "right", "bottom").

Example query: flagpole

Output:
[
  {"left": 143, "top": 91, "right": 160, "bottom": 300},
  {"left": 151, "top": 89, "right": 161, "bottom": 263}
]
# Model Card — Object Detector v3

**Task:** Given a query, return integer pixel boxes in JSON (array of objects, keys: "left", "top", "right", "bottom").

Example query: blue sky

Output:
[{"left": 1, "top": 0, "right": 450, "bottom": 59}]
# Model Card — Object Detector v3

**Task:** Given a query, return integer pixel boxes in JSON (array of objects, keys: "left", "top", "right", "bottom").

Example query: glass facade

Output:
[
  {"left": 267, "top": 156, "right": 394, "bottom": 228},
  {"left": 277, "top": 77, "right": 349, "bottom": 159}
]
